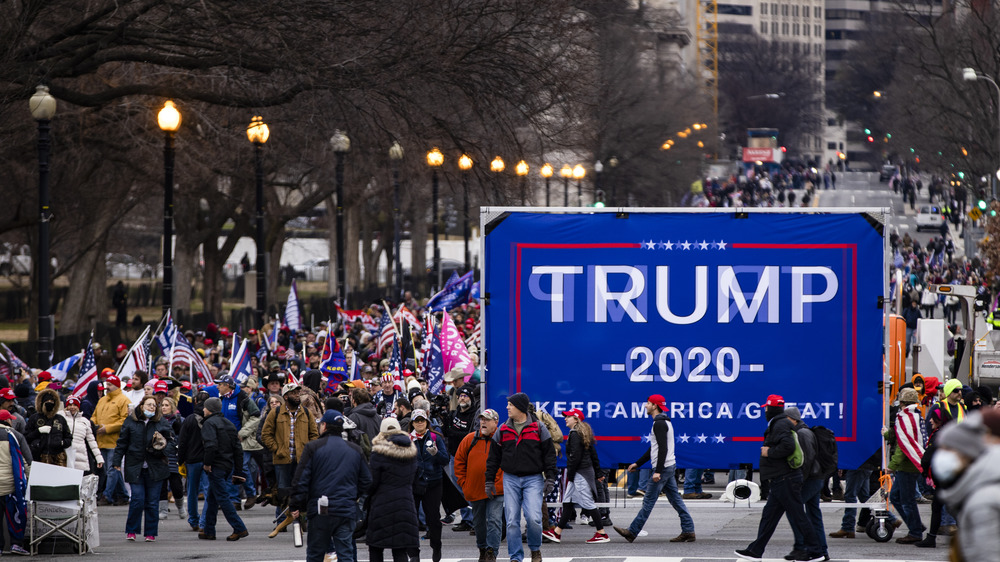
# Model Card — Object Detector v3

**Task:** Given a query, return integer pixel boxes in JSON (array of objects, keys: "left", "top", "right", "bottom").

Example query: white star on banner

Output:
[
  {"left": 681, "top": 240, "right": 692, "bottom": 250},
  {"left": 663, "top": 240, "right": 674, "bottom": 250},
  {"left": 678, "top": 433, "right": 690, "bottom": 443},
  {"left": 713, "top": 434, "right": 726, "bottom": 444},
  {"left": 698, "top": 240, "right": 710, "bottom": 250},
  {"left": 641, "top": 434, "right": 652, "bottom": 444},
  {"left": 643, "top": 240, "right": 656, "bottom": 250},
  {"left": 716, "top": 240, "right": 727, "bottom": 250},
  {"left": 696, "top": 434, "right": 708, "bottom": 443}
]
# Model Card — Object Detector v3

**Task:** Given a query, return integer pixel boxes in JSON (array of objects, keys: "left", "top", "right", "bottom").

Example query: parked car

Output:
[
  {"left": 915, "top": 205, "right": 945, "bottom": 232},
  {"left": 106, "top": 253, "right": 155, "bottom": 279},
  {"left": 879, "top": 164, "right": 896, "bottom": 183}
]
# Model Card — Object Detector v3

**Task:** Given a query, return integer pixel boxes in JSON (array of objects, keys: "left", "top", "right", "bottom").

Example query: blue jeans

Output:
[
  {"left": 745, "top": 472, "right": 821, "bottom": 558},
  {"left": 125, "top": 469, "right": 163, "bottom": 536},
  {"left": 203, "top": 470, "right": 247, "bottom": 536},
  {"left": 889, "top": 471, "right": 924, "bottom": 538},
  {"left": 502, "top": 473, "right": 543, "bottom": 562},
  {"left": 307, "top": 514, "right": 355, "bottom": 562},
  {"left": 101, "top": 448, "right": 127, "bottom": 502},
  {"left": 470, "top": 496, "right": 503, "bottom": 551},
  {"left": 792, "top": 478, "right": 828, "bottom": 556},
  {"left": 728, "top": 469, "right": 747, "bottom": 482},
  {"left": 627, "top": 465, "right": 694, "bottom": 535},
  {"left": 185, "top": 462, "right": 204, "bottom": 527},
  {"left": 840, "top": 468, "right": 871, "bottom": 531},
  {"left": 626, "top": 468, "right": 651, "bottom": 495},
  {"left": 683, "top": 469, "right": 704, "bottom": 494},
  {"left": 274, "top": 461, "right": 298, "bottom": 517},
  {"left": 243, "top": 452, "right": 258, "bottom": 496}
]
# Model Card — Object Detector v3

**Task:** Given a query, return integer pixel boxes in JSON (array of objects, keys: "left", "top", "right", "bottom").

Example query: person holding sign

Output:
[
  {"left": 735, "top": 395, "right": 824, "bottom": 562},
  {"left": 613, "top": 394, "right": 696, "bottom": 544}
]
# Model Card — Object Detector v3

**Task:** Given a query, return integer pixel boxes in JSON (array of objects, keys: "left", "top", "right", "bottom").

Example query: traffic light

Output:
[
  {"left": 978, "top": 199, "right": 987, "bottom": 211},
  {"left": 958, "top": 171, "right": 966, "bottom": 179},
  {"left": 886, "top": 133, "right": 892, "bottom": 139},
  {"left": 780, "top": 146, "right": 787, "bottom": 152},
  {"left": 593, "top": 189, "right": 606, "bottom": 208},
  {"left": 867, "top": 136, "right": 874, "bottom": 143},
  {"left": 864, "top": 128, "right": 871, "bottom": 135}
]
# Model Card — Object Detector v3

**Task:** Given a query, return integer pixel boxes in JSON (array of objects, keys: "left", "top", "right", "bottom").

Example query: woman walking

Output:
[
  {"left": 410, "top": 409, "right": 450, "bottom": 562},
  {"left": 112, "top": 395, "right": 174, "bottom": 542},
  {"left": 64, "top": 396, "right": 103, "bottom": 474},
  {"left": 157, "top": 397, "right": 185, "bottom": 520},
  {"left": 367, "top": 418, "right": 420, "bottom": 562},
  {"left": 542, "top": 408, "right": 610, "bottom": 544}
]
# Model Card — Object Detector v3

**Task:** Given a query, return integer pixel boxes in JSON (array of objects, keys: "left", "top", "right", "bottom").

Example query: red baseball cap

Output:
[
  {"left": 154, "top": 380, "right": 169, "bottom": 394},
  {"left": 116, "top": 343, "right": 127, "bottom": 353},
  {"left": 66, "top": 396, "right": 81, "bottom": 407},
  {"left": 181, "top": 381, "right": 192, "bottom": 391},
  {"left": 647, "top": 394, "right": 668, "bottom": 412},
  {"left": 219, "top": 327, "right": 231, "bottom": 337},
  {"left": 0, "top": 411, "right": 13, "bottom": 423},
  {"left": 204, "top": 338, "right": 213, "bottom": 346},
  {"left": 105, "top": 375, "right": 121, "bottom": 388},
  {"left": 765, "top": 394, "right": 785, "bottom": 407},
  {"left": 37, "top": 371, "right": 52, "bottom": 381},
  {"left": 561, "top": 408, "right": 585, "bottom": 421},
  {"left": 248, "top": 329, "right": 258, "bottom": 335},
  {"left": 0, "top": 389, "right": 15, "bottom": 401}
]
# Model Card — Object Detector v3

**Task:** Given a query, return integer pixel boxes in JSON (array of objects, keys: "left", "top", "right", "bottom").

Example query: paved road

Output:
[{"left": 68, "top": 480, "right": 948, "bottom": 561}]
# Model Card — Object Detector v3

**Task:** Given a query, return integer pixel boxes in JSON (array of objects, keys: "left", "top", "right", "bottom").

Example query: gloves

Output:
[
  {"left": 426, "top": 443, "right": 438, "bottom": 456},
  {"left": 544, "top": 479, "right": 555, "bottom": 496},
  {"left": 485, "top": 482, "right": 496, "bottom": 499}
]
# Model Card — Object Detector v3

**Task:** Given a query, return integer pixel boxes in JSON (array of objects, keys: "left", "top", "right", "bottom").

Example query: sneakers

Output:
[
  {"left": 541, "top": 529, "right": 561, "bottom": 543},
  {"left": 633, "top": 489, "right": 645, "bottom": 496},
  {"left": 734, "top": 549, "right": 763, "bottom": 561},
  {"left": 126, "top": 533, "right": 136, "bottom": 541},
  {"left": 669, "top": 532, "right": 696, "bottom": 542},
  {"left": 612, "top": 526, "right": 635, "bottom": 543},
  {"left": 895, "top": 534, "right": 922, "bottom": 544},
  {"left": 453, "top": 521, "right": 474, "bottom": 532},
  {"left": 585, "top": 532, "right": 610, "bottom": 544},
  {"left": 484, "top": 547, "right": 497, "bottom": 562},
  {"left": 783, "top": 551, "right": 826, "bottom": 561},
  {"left": 829, "top": 528, "right": 855, "bottom": 538},
  {"left": 441, "top": 513, "right": 456, "bottom": 525},
  {"left": 144, "top": 536, "right": 155, "bottom": 542},
  {"left": 9, "top": 545, "right": 28, "bottom": 555},
  {"left": 227, "top": 530, "right": 249, "bottom": 541}
]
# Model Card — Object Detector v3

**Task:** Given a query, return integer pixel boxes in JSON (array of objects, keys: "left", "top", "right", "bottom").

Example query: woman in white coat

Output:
[{"left": 64, "top": 396, "right": 104, "bottom": 474}]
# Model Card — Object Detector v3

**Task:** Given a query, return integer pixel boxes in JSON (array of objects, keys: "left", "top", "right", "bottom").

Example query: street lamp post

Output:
[
  {"left": 427, "top": 148, "right": 444, "bottom": 290},
  {"left": 560, "top": 164, "right": 572, "bottom": 206},
  {"left": 515, "top": 160, "right": 529, "bottom": 205},
  {"left": 573, "top": 164, "right": 586, "bottom": 206},
  {"left": 247, "top": 116, "right": 270, "bottom": 327},
  {"left": 157, "top": 100, "right": 181, "bottom": 319},
  {"left": 593, "top": 160, "right": 603, "bottom": 206},
  {"left": 30, "top": 85, "right": 56, "bottom": 369},
  {"left": 490, "top": 156, "right": 505, "bottom": 205},
  {"left": 459, "top": 154, "right": 473, "bottom": 272},
  {"left": 608, "top": 156, "right": 619, "bottom": 205},
  {"left": 389, "top": 142, "right": 404, "bottom": 299},
  {"left": 963, "top": 68, "right": 1000, "bottom": 199},
  {"left": 540, "top": 163, "right": 553, "bottom": 206},
  {"left": 330, "top": 130, "right": 350, "bottom": 306}
]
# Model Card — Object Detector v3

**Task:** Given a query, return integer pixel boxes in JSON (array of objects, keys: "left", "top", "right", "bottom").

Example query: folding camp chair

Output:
[{"left": 28, "top": 463, "right": 88, "bottom": 555}]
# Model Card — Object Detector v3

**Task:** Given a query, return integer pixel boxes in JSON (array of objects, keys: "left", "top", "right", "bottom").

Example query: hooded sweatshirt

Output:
[{"left": 938, "top": 445, "right": 1000, "bottom": 562}]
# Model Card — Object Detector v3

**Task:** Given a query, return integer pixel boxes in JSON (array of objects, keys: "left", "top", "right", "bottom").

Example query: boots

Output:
[
  {"left": 158, "top": 500, "right": 169, "bottom": 520},
  {"left": 914, "top": 534, "right": 937, "bottom": 548},
  {"left": 478, "top": 548, "right": 487, "bottom": 562},
  {"left": 176, "top": 497, "right": 185, "bottom": 519},
  {"left": 484, "top": 547, "right": 497, "bottom": 562}
]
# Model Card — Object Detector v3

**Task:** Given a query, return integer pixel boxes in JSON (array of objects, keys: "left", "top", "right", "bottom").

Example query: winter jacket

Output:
[
  {"left": 25, "top": 389, "right": 72, "bottom": 459},
  {"left": 291, "top": 432, "right": 371, "bottom": 518},
  {"left": 348, "top": 402, "right": 381, "bottom": 442},
  {"left": 444, "top": 404, "right": 478, "bottom": 456},
  {"left": 0, "top": 425, "right": 31, "bottom": 496},
  {"left": 162, "top": 413, "right": 183, "bottom": 474},
  {"left": 261, "top": 404, "right": 318, "bottom": 465},
  {"left": 564, "top": 427, "right": 598, "bottom": 484},
  {"left": 91, "top": 386, "right": 132, "bottom": 449},
  {"left": 367, "top": 431, "right": 420, "bottom": 549},
  {"left": 792, "top": 422, "right": 820, "bottom": 480},
  {"left": 938, "top": 445, "right": 1000, "bottom": 562},
  {"left": 239, "top": 410, "right": 263, "bottom": 452},
  {"left": 201, "top": 412, "right": 244, "bottom": 477},
  {"left": 485, "top": 413, "right": 557, "bottom": 482},
  {"left": 759, "top": 413, "right": 799, "bottom": 481},
  {"left": 411, "top": 429, "right": 449, "bottom": 484},
  {"left": 219, "top": 388, "right": 259, "bottom": 430},
  {"left": 177, "top": 413, "right": 205, "bottom": 465},
  {"left": 111, "top": 407, "right": 174, "bottom": 483},
  {"left": 455, "top": 429, "right": 503, "bottom": 502},
  {"left": 65, "top": 410, "right": 103, "bottom": 472}
]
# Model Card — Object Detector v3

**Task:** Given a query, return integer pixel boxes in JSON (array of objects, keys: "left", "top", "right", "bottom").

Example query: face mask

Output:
[
  {"left": 931, "top": 449, "right": 966, "bottom": 488},
  {"left": 144, "top": 410, "right": 155, "bottom": 418},
  {"left": 764, "top": 406, "right": 783, "bottom": 422}
]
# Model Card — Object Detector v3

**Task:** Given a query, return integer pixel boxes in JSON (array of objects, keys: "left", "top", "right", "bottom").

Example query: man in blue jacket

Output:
[{"left": 291, "top": 409, "right": 371, "bottom": 562}]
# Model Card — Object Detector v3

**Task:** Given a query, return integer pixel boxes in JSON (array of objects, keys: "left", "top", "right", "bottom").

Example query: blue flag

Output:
[
  {"left": 470, "top": 281, "right": 480, "bottom": 300},
  {"left": 444, "top": 270, "right": 460, "bottom": 289},
  {"left": 320, "top": 335, "right": 348, "bottom": 390},
  {"left": 426, "top": 271, "right": 474, "bottom": 311}
]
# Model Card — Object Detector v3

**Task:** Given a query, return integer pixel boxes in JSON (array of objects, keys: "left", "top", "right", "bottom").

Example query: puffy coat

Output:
[
  {"left": 65, "top": 410, "right": 103, "bottom": 472},
  {"left": 939, "top": 445, "right": 1000, "bottom": 562},
  {"left": 454, "top": 429, "right": 503, "bottom": 502},
  {"left": 759, "top": 413, "right": 798, "bottom": 481},
  {"left": 25, "top": 388, "right": 72, "bottom": 459},
  {"left": 291, "top": 432, "right": 371, "bottom": 518},
  {"left": 91, "top": 386, "right": 132, "bottom": 449},
  {"left": 111, "top": 407, "right": 174, "bottom": 483},
  {"left": 261, "top": 404, "right": 318, "bottom": 465},
  {"left": 485, "top": 414, "right": 557, "bottom": 482},
  {"left": 367, "top": 431, "right": 420, "bottom": 549}
]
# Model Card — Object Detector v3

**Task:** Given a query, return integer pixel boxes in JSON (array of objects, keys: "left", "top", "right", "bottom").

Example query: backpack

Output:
[
  {"left": 810, "top": 425, "right": 839, "bottom": 477},
  {"left": 537, "top": 410, "right": 563, "bottom": 457},
  {"left": 787, "top": 431, "right": 804, "bottom": 469}
]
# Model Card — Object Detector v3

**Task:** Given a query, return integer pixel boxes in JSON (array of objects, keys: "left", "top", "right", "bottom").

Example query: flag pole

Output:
[
  {"left": 381, "top": 300, "right": 401, "bottom": 336},
  {"left": 151, "top": 309, "right": 169, "bottom": 341}
]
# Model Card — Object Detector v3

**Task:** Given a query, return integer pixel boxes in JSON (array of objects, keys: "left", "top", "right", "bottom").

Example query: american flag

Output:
[
  {"left": 118, "top": 326, "right": 151, "bottom": 382},
  {"left": 387, "top": 335, "right": 402, "bottom": 378},
  {"left": 155, "top": 310, "right": 177, "bottom": 355},
  {"left": 170, "top": 329, "right": 213, "bottom": 385},
  {"left": 376, "top": 312, "right": 394, "bottom": 356},
  {"left": 0, "top": 344, "right": 30, "bottom": 374},
  {"left": 284, "top": 280, "right": 301, "bottom": 332},
  {"left": 465, "top": 319, "right": 481, "bottom": 350},
  {"left": 394, "top": 305, "right": 419, "bottom": 330},
  {"left": 70, "top": 333, "right": 97, "bottom": 400},
  {"left": 420, "top": 316, "right": 435, "bottom": 368}
]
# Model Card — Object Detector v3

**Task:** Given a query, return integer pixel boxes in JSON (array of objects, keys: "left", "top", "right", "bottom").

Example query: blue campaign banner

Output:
[{"left": 483, "top": 210, "right": 885, "bottom": 470}]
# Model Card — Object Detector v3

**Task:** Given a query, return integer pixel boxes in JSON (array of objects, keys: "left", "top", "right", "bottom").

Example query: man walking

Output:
[
  {"left": 613, "top": 394, "right": 695, "bottom": 543},
  {"left": 884, "top": 387, "right": 926, "bottom": 544},
  {"left": 199, "top": 397, "right": 249, "bottom": 541},
  {"left": 92, "top": 374, "right": 131, "bottom": 506},
  {"left": 291, "top": 410, "right": 371, "bottom": 562},
  {"left": 735, "top": 395, "right": 824, "bottom": 562},
  {"left": 261, "top": 383, "right": 318, "bottom": 517},
  {"left": 786, "top": 406, "right": 829, "bottom": 561},
  {"left": 455, "top": 408, "right": 504, "bottom": 562},
  {"left": 485, "top": 393, "right": 556, "bottom": 562}
]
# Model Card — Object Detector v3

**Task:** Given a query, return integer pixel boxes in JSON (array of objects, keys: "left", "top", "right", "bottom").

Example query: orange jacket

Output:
[{"left": 454, "top": 429, "right": 503, "bottom": 502}]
